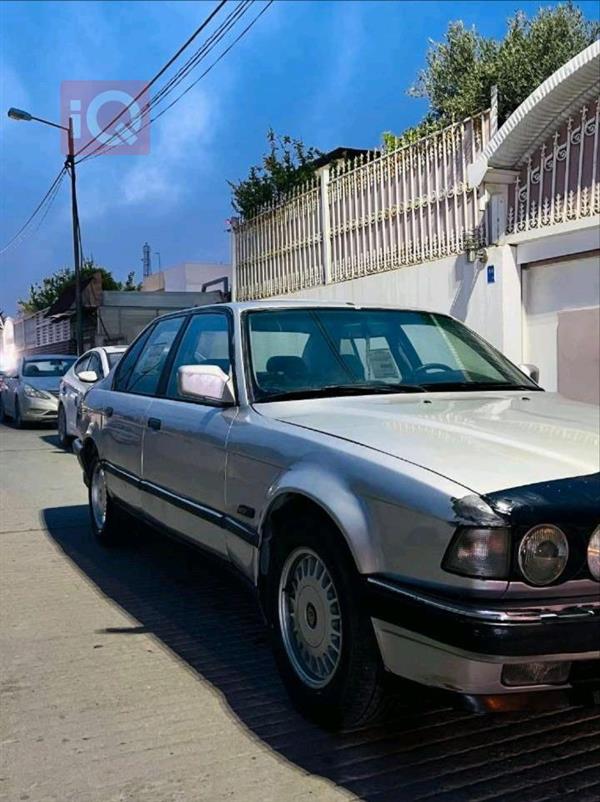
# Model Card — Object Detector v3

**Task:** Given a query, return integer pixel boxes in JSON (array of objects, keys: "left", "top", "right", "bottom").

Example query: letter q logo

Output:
[{"left": 60, "top": 81, "right": 150, "bottom": 156}]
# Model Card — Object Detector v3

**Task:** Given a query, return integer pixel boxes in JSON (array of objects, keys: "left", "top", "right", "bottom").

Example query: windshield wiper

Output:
[
  {"left": 418, "top": 381, "right": 541, "bottom": 392},
  {"left": 256, "top": 382, "right": 427, "bottom": 402}
]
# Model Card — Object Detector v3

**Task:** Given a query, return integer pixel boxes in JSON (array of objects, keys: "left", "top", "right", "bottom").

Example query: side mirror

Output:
[
  {"left": 177, "top": 364, "right": 234, "bottom": 404},
  {"left": 519, "top": 363, "right": 540, "bottom": 383},
  {"left": 78, "top": 370, "right": 99, "bottom": 383}
]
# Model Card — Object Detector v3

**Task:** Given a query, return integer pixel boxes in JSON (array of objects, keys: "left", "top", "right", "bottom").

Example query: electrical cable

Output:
[
  {"left": 74, "top": 0, "right": 228, "bottom": 159},
  {"left": 78, "top": 1, "right": 272, "bottom": 164},
  {"left": 77, "top": 0, "right": 255, "bottom": 163},
  {"left": 0, "top": 167, "right": 67, "bottom": 255}
]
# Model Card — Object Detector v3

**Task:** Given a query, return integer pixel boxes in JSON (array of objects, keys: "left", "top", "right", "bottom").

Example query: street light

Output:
[
  {"left": 7, "top": 108, "right": 33, "bottom": 122},
  {"left": 7, "top": 107, "right": 83, "bottom": 356}
]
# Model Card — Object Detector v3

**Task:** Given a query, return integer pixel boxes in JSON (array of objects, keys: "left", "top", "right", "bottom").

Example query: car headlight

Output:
[
  {"left": 442, "top": 527, "right": 511, "bottom": 579},
  {"left": 588, "top": 526, "right": 600, "bottom": 581},
  {"left": 23, "top": 383, "right": 50, "bottom": 399},
  {"left": 518, "top": 524, "right": 569, "bottom": 586}
]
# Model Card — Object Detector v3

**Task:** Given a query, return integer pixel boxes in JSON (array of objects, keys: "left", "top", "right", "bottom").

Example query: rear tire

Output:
[
  {"left": 57, "top": 405, "right": 72, "bottom": 449},
  {"left": 0, "top": 395, "right": 6, "bottom": 423},
  {"left": 267, "top": 511, "right": 386, "bottom": 730},
  {"left": 88, "top": 456, "right": 129, "bottom": 546}
]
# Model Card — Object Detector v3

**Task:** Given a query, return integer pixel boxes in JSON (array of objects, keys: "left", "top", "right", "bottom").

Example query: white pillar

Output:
[{"left": 318, "top": 165, "right": 332, "bottom": 284}]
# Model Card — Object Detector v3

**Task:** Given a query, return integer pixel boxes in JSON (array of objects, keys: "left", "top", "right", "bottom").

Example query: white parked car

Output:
[{"left": 57, "top": 346, "right": 126, "bottom": 448}]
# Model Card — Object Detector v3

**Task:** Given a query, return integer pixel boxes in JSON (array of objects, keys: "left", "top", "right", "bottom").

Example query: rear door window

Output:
[{"left": 124, "top": 316, "right": 185, "bottom": 396}]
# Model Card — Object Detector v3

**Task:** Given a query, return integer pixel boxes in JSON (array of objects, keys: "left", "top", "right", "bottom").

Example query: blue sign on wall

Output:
[{"left": 487, "top": 264, "right": 495, "bottom": 284}]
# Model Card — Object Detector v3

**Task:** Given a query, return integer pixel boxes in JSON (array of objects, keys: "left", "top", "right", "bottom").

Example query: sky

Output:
[{"left": 1, "top": 0, "right": 598, "bottom": 315}]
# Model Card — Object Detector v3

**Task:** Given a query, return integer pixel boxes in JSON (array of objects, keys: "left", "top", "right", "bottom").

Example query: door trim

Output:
[{"left": 102, "top": 460, "right": 259, "bottom": 547}]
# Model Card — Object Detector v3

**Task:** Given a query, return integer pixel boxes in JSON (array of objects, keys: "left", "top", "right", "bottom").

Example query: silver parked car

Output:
[
  {"left": 57, "top": 346, "right": 126, "bottom": 448},
  {"left": 74, "top": 302, "right": 600, "bottom": 728},
  {"left": 0, "top": 354, "right": 76, "bottom": 427}
]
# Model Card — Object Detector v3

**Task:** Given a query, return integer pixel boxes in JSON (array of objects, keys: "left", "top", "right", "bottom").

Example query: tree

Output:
[
  {"left": 19, "top": 258, "right": 138, "bottom": 312},
  {"left": 384, "top": 2, "right": 599, "bottom": 149},
  {"left": 230, "top": 129, "right": 322, "bottom": 220},
  {"left": 123, "top": 271, "right": 141, "bottom": 291}
]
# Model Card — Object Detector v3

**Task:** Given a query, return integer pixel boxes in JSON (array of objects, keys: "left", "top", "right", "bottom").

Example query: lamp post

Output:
[{"left": 7, "top": 107, "right": 83, "bottom": 356}]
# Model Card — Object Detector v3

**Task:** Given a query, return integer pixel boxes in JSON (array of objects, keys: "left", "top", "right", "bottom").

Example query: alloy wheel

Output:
[{"left": 278, "top": 547, "right": 343, "bottom": 689}]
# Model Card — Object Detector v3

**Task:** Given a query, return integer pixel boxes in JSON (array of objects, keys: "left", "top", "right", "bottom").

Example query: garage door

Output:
[{"left": 522, "top": 253, "right": 600, "bottom": 404}]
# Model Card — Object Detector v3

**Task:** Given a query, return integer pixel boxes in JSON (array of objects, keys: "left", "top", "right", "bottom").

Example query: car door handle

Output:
[
  {"left": 147, "top": 417, "right": 161, "bottom": 431},
  {"left": 104, "top": 406, "right": 114, "bottom": 418}
]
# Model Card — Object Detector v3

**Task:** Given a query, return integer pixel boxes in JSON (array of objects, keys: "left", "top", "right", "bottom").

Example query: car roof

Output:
[{"left": 154, "top": 299, "right": 444, "bottom": 320}]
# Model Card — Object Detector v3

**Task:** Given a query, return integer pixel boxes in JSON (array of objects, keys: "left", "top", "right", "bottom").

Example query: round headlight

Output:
[
  {"left": 518, "top": 525, "right": 569, "bottom": 586},
  {"left": 588, "top": 526, "right": 600, "bottom": 581}
]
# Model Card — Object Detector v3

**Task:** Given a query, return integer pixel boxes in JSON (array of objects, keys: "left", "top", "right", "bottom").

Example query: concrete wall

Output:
[
  {"left": 97, "top": 290, "right": 224, "bottom": 345},
  {"left": 143, "top": 262, "right": 231, "bottom": 294}
]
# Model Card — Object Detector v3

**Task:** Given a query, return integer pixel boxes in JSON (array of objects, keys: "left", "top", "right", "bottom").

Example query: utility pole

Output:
[
  {"left": 66, "top": 119, "right": 83, "bottom": 356},
  {"left": 7, "top": 107, "right": 84, "bottom": 356}
]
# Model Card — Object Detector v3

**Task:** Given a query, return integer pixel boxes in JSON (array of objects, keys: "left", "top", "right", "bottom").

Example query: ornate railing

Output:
[
  {"left": 234, "top": 176, "right": 323, "bottom": 300},
  {"left": 328, "top": 112, "right": 490, "bottom": 283},
  {"left": 234, "top": 111, "right": 491, "bottom": 300},
  {"left": 507, "top": 98, "right": 600, "bottom": 233}
]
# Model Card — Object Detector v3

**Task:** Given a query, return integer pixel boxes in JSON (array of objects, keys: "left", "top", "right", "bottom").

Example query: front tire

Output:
[
  {"left": 267, "top": 513, "right": 386, "bottom": 730},
  {"left": 13, "top": 398, "right": 24, "bottom": 428},
  {"left": 88, "top": 457, "right": 128, "bottom": 545},
  {"left": 57, "top": 405, "right": 72, "bottom": 449}
]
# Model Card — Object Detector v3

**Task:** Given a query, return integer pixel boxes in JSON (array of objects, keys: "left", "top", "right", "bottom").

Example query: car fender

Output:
[{"left": 258, "top": 459, "right": 377, "bottom": 575}]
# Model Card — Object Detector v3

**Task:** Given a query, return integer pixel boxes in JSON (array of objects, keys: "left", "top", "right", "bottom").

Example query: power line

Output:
[
  {"left": 77, "top": 0, "right": 256, "bottom": 163},
  {"left": 1, "top": 0, "right": 273, "bottom": 258},
  {"left": 33, "top": 168, "right": 67, "bottom": 235},
  {"left": 74, "top": 0, "right": 228, "bottom": 159},
  {"left": 0, "top": 167, "right": 67, "bottom": 255},
  {"left": 147, "top": 1, "right": 274, "bottom": 131}
]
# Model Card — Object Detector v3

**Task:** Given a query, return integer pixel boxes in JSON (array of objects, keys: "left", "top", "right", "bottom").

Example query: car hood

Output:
[
  {"left": 20, "top": 376, "right": 61, "bottom": 392},
  {"left": 257, "top": 391, "right": 600, "bottom": 495}
]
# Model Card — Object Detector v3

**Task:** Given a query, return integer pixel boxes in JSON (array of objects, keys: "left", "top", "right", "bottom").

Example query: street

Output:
[{"left": 1, "top": 422, "right": 599, "bottom": 802}]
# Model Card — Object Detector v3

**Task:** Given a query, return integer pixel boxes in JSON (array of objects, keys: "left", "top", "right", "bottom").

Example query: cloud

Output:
[
  {"left": 78, "top": 85, "right": 217, "bottom": 215},
  {"left": 0, "top": 60, "right": 31, "bottom": 135}
]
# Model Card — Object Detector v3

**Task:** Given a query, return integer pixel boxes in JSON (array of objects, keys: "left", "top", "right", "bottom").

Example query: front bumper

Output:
[
  {"left": 20, "top": 393, "right": 59, "bottom": 421},
  {"left": 367, "top": 576, "right": 600, "bottom": 702}
]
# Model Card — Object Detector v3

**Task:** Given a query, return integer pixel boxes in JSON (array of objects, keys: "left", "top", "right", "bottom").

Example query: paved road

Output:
[{"left": 1, "top": 422, "right": 599, "bottom": 802}]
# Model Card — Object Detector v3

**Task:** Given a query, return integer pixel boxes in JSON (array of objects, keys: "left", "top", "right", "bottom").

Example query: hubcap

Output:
[
  {"left": 278, "top": 548, "right": 343, "bottom": 688},
  {"left": 91, "top": 463, "right": 108, "bottom": 531}
]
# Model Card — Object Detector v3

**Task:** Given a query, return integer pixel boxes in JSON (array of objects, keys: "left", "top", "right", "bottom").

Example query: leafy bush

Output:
[
  {"left": 229, "top": 129, "right": 322, "bottom": 221},
  {"left": 384, "top": 2, "right": 599, "bottom": 149},
  {"left": 19, "top": 259, "right": 138, "bottom": 312}
]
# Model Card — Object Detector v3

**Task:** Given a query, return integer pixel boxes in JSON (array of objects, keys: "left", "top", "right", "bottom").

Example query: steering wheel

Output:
[{"left": 413, "top": 362, "right": 454, "bottom": 379}]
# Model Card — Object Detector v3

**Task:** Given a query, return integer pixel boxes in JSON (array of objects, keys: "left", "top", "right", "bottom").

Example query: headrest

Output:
[{"left": 266, "top": 356, "right": 308, "bottom": 378}]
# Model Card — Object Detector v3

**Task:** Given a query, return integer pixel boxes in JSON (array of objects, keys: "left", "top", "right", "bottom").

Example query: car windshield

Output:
[
  {"left": 22, "top": 358, "right": 75, "bottom": 378},
  {"left": 246, "top": 308, "right": 539, "bottom": 401},
  {"left": 107, "top": 352, "right": 124, "bottom": 369}
]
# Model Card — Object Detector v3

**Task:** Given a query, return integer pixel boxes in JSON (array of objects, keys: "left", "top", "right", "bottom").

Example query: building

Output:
[
  {"left": 232, "top": 42, "right": 599, "bottom": 404},
  {"left": 142, "top": 261, "right": 231, "bottom": 297},
  {"left": 11, "top": 271, "right": 226, "bottom": 357}
]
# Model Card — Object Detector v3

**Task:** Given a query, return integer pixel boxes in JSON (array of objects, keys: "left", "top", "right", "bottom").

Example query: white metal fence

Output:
[
  {"left": 507, "top": 98, "right": 600, "bottom": 233},
  {"left": 234, "top": 110, "right": 492, "bottom": 300}
]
